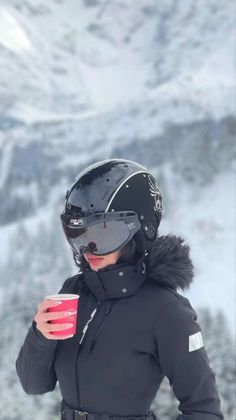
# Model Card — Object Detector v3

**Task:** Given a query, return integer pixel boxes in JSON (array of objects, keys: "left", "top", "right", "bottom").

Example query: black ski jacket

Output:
[{"left": 16, "top": 235, "right": 224, "bottom": 419}]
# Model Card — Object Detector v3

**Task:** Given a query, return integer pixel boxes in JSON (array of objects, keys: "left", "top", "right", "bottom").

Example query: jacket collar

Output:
[
  {"left": 79, "top": 234, "right": 194, "bottom": 300},
  {"left": 81, "top": 255, "right": 147, "bottom": 301}
]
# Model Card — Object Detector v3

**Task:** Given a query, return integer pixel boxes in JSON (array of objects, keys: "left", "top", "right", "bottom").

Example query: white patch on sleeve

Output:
[{"left": 189, "top": 331, "right": 204, "bottom": 352}]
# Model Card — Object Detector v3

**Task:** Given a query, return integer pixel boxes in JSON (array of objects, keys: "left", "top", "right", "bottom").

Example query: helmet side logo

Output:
[
  {"left": 127, "top": 222, "right": 136, "bottom": 230},
  {"left": 70, "top": 218, "right": 84, "bottom": 226},
  {"left": 148, "top": 175, "right": 162, "bottom": 213}
]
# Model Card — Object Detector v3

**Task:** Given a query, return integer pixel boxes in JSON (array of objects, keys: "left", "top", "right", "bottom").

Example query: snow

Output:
[
  {"left": 159, "top": 165, "right": 236, "bottom": 338},
  {"left": 78, "top": 49, "right": 147, "bottom": 109},
  {"left": 0, "top": 140, "right": 14, "bottom": 189},
  {"left": 0, "top": 220, "right": 17, "bottom": 265},
  {"left": 0, "top": 7, "right": 32, "bottom": 52},
  {"left": 0, "top": 0, "right": 235, "bottom": 121},
  {"left": 7, "top": 102, "right": 108, "bottom": 124}
]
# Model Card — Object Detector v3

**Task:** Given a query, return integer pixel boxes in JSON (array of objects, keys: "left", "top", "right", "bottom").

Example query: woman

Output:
[{"left": 16, "top": 159, "right": 224, "bottom": 420}]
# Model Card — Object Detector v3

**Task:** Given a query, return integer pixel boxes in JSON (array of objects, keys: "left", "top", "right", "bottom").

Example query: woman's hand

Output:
[{"left": 34, "top": 299, "right": 74, "bottom": 340}]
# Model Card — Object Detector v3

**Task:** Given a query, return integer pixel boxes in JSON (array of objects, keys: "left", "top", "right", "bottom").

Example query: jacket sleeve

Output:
[
  {"left": 153, "top": 296, "right": 224, "bottom": 420},
  {"left": 15, "top": 277, "right": 72, "bottom": 395}
]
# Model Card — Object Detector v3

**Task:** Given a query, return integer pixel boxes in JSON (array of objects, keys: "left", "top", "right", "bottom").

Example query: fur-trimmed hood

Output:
[{"left": 146, "top": 234, "right": 194, "bottom": 291}]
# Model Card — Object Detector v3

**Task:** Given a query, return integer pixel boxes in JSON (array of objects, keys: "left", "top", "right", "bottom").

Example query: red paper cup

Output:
[{"left": 46, "top": 293, "right": 79, "bottom": 336}]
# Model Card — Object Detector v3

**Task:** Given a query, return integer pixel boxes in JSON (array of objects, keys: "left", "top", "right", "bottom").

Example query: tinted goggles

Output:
[{"left": 60, "top": 211, "right": 141, "bottom": 256}]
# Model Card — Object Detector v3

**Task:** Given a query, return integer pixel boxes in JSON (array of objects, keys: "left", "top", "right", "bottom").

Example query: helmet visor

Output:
[{"left": 60, "top": 211, "right": 141, "bottom": 256}]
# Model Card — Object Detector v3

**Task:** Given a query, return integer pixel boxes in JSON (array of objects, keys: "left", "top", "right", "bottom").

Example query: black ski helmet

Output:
[{"left": 60, "top": 159, "right": 162, "bottom": 256}]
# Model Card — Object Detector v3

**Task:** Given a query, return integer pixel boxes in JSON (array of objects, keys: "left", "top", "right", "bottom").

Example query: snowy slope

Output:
[
  {"left": 159, "top": 166, "right": 236, "bottom": 337},
  {"left": 0, "top": 0, "right": 235, "bottom": 121}
]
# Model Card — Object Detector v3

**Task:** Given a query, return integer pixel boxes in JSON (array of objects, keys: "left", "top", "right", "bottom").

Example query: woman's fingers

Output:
[
  {"left": 42, "top": 322, "right": 74, "bottom": 340},
  {"left": 33, "top": 298, "right": 74, "bottom": 340},
  {"left": 37, "top": 299, "right": 62, "bottom": 313},
  {"left": 46, "top": 322, "right": 74, "bottom": 332},
  {"left": 36, "top": 320, "right": 74, "bottom": 340},
  {"left": 43, "top": 311, "right": 73, "bottom": 322}
]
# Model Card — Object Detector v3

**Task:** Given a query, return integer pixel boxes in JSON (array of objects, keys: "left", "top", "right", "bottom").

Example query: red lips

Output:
[{"left": 85, "top": 254, "right": 104, "bottom": 265}]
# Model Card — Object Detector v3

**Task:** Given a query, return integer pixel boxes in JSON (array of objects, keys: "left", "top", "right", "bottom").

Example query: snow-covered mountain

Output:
[
  {"left": 0, "top": 2, "right": 235, "bottom": 419},
  {"left": 0, "top": 0, "right": 235, "bottom": 120}
]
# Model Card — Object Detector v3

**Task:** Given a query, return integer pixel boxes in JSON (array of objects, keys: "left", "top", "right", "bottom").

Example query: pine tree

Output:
[
  {"left": 151, "top": 377, "right": 179, "bottom": 419},
  {"left": 198, "top": 307, "right": 236, "bottom": 419}
]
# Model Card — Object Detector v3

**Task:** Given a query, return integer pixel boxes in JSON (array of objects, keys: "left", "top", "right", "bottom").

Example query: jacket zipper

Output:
[
  {"left": 89, "top": 302, "right": 112, "bottom": 353},
  {"left": 79, "top": 304, "right": 101, "bottom": 344},
  {"left": 75, "top": 299, "right": 102, "bottom": 407}
]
